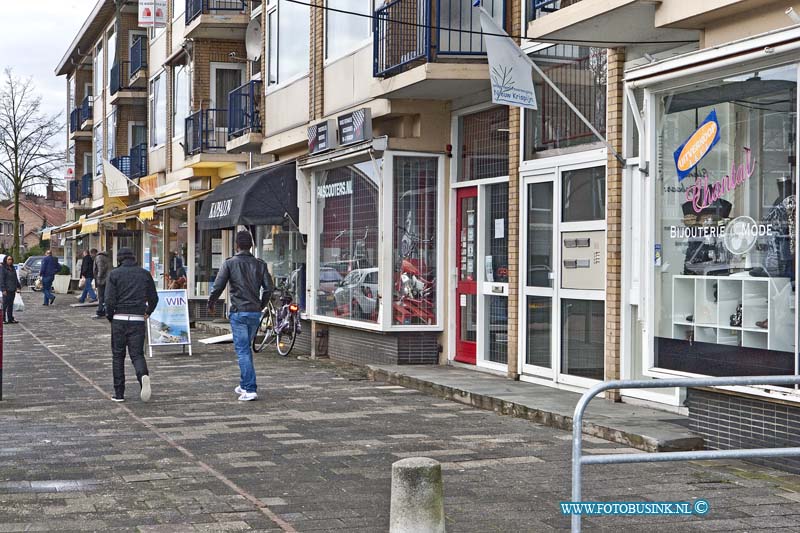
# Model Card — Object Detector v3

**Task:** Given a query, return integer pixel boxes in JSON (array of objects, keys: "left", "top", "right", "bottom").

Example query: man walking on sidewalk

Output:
[
  {"left": 40, "top": 250, "right": 59, "bottom": 306},
  {"left": 207, "top": 231, "right": 273, "bottom": 401},
  {"left": 93, "top": 249, "right": 110, "bottom": 318},
  {"left": 78, "top": 250, "right": 97, "bottom": 304},
  {"left": 105, "top": 248, "right": 158, "bottom": 402}
]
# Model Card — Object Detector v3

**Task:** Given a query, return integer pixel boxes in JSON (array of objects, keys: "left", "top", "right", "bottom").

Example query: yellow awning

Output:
[
  {"left": 41, "top": 228, "right": 52, "bottom": 240},
  {"left": 155, "top": 189, "right": 211, "bottom": 211},
  {"left": 51, "top": 220, "right": 82, "bottom": 235},
  {"left": 80, "top": 218, "right": 100, "bottom": 235},
  {"left": 139, "top": 206, "right": 156, "bottom": 221}
]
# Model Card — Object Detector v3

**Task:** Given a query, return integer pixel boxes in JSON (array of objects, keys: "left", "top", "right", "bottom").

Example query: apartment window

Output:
[
  {"left": 326, "top": 0, "right": 371, "bottom": 61},
  {"left": 267, "top": 0, "right": 310, "bottom": 86},
  {"left": 173, "top": 64, "right": 190, "bottom": 139},
  {"left": 150, "top": 72, "right": 166, "bottom": 147},
  {"left": 69, "top": 77, "right": 76, "bottom": 111},
  {"left": 94, "top": 43, "right": 103, "bottom": 98},
  {"left": 107, "top": 27, "right": 116, "bottom": 89},
  {"left": 107, "top": 111, "right": 116, "bottom": 160},
  {"left": 94, "top": 123, "right": 103, "bottom": 175}
]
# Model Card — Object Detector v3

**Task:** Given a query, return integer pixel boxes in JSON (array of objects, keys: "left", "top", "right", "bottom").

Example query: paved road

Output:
[{"left": 1, "top": 295, "right": 800, "bottom": 532}]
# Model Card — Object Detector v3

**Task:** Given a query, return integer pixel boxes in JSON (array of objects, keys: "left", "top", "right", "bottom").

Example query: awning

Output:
[
  {"left": 155, "top": 189, "right": 211, "bottom": 212},
  {"left": 80, "top": 218, "right": 100, "bottom": 235},
  {"left": 197, "top": 162, "right": 298, "bottom": 230},
  {"left": 41, "top": 228, "right": 53, "bottom": 240},
  {"left": 139, "top": 206, "right": 156, "bottom": 221}
]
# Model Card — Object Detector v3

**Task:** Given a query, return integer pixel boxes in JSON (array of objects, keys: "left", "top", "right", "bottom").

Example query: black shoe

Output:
[
  {"left": 110, "top": 396, "right": 125, "bottom": 402},
  {"left": 7, "top": 319, "right": 18, "bottom": 324},
  {"left": 49, "top": 296, "right": 55, "bottom": 305}
]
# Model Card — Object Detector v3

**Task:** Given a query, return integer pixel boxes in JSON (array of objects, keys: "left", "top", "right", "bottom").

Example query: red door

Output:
[{"left": 455, "top": 187, "right": 478, "bottom": 364}]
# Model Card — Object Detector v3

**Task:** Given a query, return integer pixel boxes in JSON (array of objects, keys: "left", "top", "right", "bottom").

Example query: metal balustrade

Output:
[
  {"left": 529, "top": 0, "right": 582, "bottom": 20},
  {"left": 110, "top": 156, "right": 131, "bottom": 177},
  {"left": 186, "top": 0, "right": 246, "bottom": 24},
  {"left": 69, "top": 180, "right": 80, "bottom": 203},
  {"left": 185, "top": 109, "right": 228, "bottom": 156},
  {"left": 80, "top": 173, "right": 93, "bottom": 199},
  {"left": 228, "top": 80, "right": 262, "bottom": 139},
  {"left": 130, "top": 37, "right": 148, "bottom": 77},
  {"left": 110, "top": 61, "right": 132, "bottom": 95},
  {"left": 130, "top": 143, "right": 148, "bottom": 179},
  {"left": 437, "top": 0, "right": 504, "bottom": 55},
  {"left": 69, "top": 108, "right": 80, "bottom": 133},
  {"left": 80, "top": 96, "right": 92, "bottom": 124}
]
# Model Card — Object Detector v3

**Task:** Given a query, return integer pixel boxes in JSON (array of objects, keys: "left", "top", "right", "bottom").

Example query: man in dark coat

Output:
[
  {"left": 92, "top": 249, "right": 111, "bottom": 318},
  {"left": 40, "top": 250, "right": 60, "bottom": 306},
  {"left": 78, "top": 250, "right": 97, "bottom": 304},
  {"left": 105, "top": 247, "right": 159, "bottom": 402}
]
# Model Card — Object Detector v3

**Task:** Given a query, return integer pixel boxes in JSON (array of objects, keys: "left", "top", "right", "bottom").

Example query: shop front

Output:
[{"left": 626, "top": 32, "right": 800, "bottom": 465}]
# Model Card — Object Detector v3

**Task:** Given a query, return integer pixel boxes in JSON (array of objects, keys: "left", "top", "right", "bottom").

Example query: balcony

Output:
[
  {"left": 110, "top": 155, "right": 131, "bottom": 177},
  {"left": 226, "top": 80, "right": 263, "bottom": 153},
  {"left": 130, "top": 37, "right": 148, "bottom": 84},
  {"left": 109, "top": 61, "right": 147, "bottom": 105},
  {"left": 184, "top": 0, "right": 248, "bottom": 40},
  {"left": 69, "top": 108, "right": 90, "bottom": 141},
  {"left": 371, "top": 0, "right": 503, "bottom": 99},
  {"left": 80, "top": 173, "right": 93, "bottom": 199},
  {"left": 69, "top": 108, "right": 79, "bottom": 133},
  {"left": 525, "top": 0, "right": 698, "bottom": 48},
  {"left": 79, "top": 96, "right": 93, "bottom": 130},
  {"left": 68, "top": 180, "right": 81, "bottom": 204},
  {"left": 130, "top": 143, "right": 148, "bottom": 180},
  {"left": 186, "top": 109, "right": 249, "bottom": 168}
]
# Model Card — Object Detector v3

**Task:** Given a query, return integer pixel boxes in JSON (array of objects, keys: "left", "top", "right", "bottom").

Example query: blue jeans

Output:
[
  {"left": 229, "top": 311, "right": 261, "bottom": 393},
  {"left": 79, "top": 276, "right": 97, "bottom": 303},
  {"left": 42, "top": 275, "right": 55, "bottom": 305}
]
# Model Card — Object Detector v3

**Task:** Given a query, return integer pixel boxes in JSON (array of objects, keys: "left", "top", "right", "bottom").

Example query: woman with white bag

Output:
[{"left": 1, "top": 255, "right": 21, "bottom": 324}]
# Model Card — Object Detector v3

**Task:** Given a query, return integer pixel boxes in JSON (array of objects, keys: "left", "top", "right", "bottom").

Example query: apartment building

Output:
[{"left": 528, "top": 0, "right": 800, "bottom": 470}]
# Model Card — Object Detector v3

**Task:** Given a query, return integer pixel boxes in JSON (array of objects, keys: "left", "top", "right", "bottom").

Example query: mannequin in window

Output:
[{"left": 763, "top": 176, "right": 795, "bottom": 280}]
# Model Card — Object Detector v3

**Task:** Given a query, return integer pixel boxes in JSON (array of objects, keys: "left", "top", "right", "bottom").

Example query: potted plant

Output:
[{"left": 53, "top": 264, "right": 71, "bottom": 294}]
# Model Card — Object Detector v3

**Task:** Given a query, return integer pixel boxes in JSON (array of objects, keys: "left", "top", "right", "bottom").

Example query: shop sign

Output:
[
  {"left": 684, "top": 147, "right": 756, "bottom": 214},
  {"left": 208, "top": 198, "right": 233, "bottom": 219},
  {"left": 308, "top": 119, "right": 337, "bottom": 154},
  {"left": 317, "top": 180, "right": 353, "bottom": 199},
  {"left": 147, "top": 289, "right": 192, "bottom": 356},
  {"left": 140, "top": 174, "right": 158, "bottom": 200},
  {"left": 674, "top": 109, "right": 720, "bottom": 181},
  {"left": 337, "top": 108, "right": 372, "bottom": 146},
  {"left": 138, "top": 0, "right": 167, "bottom": 28}
]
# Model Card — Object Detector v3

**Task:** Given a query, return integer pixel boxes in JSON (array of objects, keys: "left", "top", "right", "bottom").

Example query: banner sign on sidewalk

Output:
[{"left": 147, "top": 289, "right": 192, "bottom": 356}]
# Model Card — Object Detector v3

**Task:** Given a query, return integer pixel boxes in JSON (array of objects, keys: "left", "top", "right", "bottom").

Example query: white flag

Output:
[
  {"left": 104, "top": 159, "right": 130, "bottom": 198},
  {"left": 479, "top": 8, "right": 538, "bottom": 110}
]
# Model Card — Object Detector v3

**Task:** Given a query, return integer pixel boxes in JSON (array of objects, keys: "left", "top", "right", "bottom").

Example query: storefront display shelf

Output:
[{"left": 671, "top": 275, "right": 794, "bottom": 352}]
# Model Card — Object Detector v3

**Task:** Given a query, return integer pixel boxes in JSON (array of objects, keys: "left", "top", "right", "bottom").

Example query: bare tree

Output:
[{"left": 0, "top": 68, "right": 63, "bottom": 259}]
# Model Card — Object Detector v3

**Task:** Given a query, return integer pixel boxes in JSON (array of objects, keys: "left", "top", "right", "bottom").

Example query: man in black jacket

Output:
[
  {"left": 105, "top": 248, "right": 159, "bottom": 402},
  {"left": 78, "top": 250, "right": 98, "bottom": 304},
  {"left": 208, "top": 231, "right": 273, "bottom": 401}
]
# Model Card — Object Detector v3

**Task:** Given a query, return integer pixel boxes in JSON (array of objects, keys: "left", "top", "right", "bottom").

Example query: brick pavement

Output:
[{"left": 1, "top": 296, "right": 800, "bottom": 532}]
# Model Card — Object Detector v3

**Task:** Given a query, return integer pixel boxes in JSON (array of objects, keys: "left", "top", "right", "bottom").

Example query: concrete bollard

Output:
[{"left": 389, "top": 457, "right": 445, "bottom": 533}]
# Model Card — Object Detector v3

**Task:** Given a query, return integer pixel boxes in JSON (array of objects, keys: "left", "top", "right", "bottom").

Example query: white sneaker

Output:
[
  {"left": 238, "top": 391, "right": 258, "bottom": 401},
  {"left": 234, "top": 386, "right": 245, "bottom": 395},
  {"left": 111, "top": 396, "right": 125, "bottom": 402},
  {"left": 140, "top": 375, "right": 151, "bottom": 403}
]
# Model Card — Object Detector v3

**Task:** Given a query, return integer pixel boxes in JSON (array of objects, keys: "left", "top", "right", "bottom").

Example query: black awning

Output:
[{"left": 197, "top": 162, "right": 298, "bottom": 230}]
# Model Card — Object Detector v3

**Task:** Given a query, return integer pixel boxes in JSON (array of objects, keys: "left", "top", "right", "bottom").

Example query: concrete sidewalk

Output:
[{"left": 367, "top": 365, "right": 702, "bottom": 453}]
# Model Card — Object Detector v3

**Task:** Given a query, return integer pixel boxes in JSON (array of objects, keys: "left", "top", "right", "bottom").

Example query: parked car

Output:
[
  {"left": 317, "top": 266, "right": 342, "bottom": 313},
  {"left": 18, "top": 255, "right": 45, "bottom": 287},
  {"left": 334, "top": 267, "right": 379, "bottom": 320}
]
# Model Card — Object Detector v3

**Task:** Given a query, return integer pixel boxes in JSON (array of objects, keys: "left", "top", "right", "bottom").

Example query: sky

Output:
[{"left": 0, "top": 0, "right": 98, "bottom": 137}]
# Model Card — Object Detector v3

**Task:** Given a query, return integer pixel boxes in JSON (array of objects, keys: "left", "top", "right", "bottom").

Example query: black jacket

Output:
[
  {"left": 0, "top": 265, "right": 19, "bottom": 293},
  {"left": 80, "top": 254, "right": 94, "bottom": 278},
  {"left": 93, "top": 252, "right": 110, "bottom": 285},
  {"left": 209, "top": 251, "right": 273, "bottom": 313},
  {"left": 105, "top": 258, "right": 159, "bottom": 318}
]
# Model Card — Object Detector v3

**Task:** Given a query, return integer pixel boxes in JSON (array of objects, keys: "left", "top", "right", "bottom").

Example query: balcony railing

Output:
[
  {"left": 80, "top": 96, "right": 93, "bottom": 124},
  {"left": 110, "top": 61, "right": 131, "bottom": 95},
  {"left": 130, "top": 37, "right": 148, "bottom": 77},
  {"left": 111, "top": 155, "right": 131, "bottom": 177},
  {"left": 80, "top": 173, "right": 93, "bottom": 199},
  {"left": 529, "top": 0, "right": 582, "bottom": 21},
  {"left": 186, "top": 109, "right": 228, "bottom": 156},
  {"left": 374, "top": 0, "right": 504, "bottom": 77},
  {"left": 69, "top": 180, "right": 80, "bottom": 203},
  {"left": 69, "top": 108, "right": 80, "bottom": 133},
  {"left": 130, "top": 143, "right": 148, "bottom": 179},
  {"left": 228, "top": 80, "right": 262, "bottom": 140},
  {"left": 186, "top": 0, "right": 246, "bottom": 25}
]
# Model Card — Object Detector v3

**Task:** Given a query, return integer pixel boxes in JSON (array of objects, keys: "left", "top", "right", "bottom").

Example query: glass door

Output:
[{"left": 455, "top": 187, "right": 478, "bottom": 364}]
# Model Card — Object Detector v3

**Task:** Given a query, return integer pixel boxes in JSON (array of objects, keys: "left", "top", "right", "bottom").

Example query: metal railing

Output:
[
  {"left": 529, "top": 0, "right": 583, "bottom": 20},
  {"left": 110, "top": 155, "right": 131, "bottom": 177},
  {"left": 228, "top": 80, "right": 262, "bottom": 139},
  {"left": 374, "top": 0, "right": 431, "bottom": 77},
  {"left": 130, "top": 37, "right": 148, "bottom": 77},
  {"left": 186, "top": 0, "right": 246, "bottom": 24},
  {"left": 110, "top": 61, "right": 131, "bottom": 95},
  {"left": 80, "top": 173, "right": 93, "bottom": 199},
  {"left": 570, "top": 375, "right": 800, "bottom": 532},
  {"left": 185, "top": 109, "right": 228, "bottom": 156},
  {"left": 130, "top": 143, "right": 148, "bottom": 179},
  {"left": 69, "top": 108, "right": 80, "bottom": 133},
  {"left": 69, "top": 180, "right": 80, "bottom": 203},
  {"left": 80, "top": 96, "right": 93, "bottom": 124},
  {"left": 437, "top": 0, "right": 504, "bottom": 55}
]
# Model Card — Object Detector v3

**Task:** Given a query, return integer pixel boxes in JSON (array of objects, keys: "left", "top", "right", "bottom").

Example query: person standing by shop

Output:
[
  {"left": 207, "top": 231, "right": 273, "bottom": 402},
  {"left": 1, "top": 255, "right": 20, "bottom": 324},
  {"left": 105, "top": 247, "right": 158, "bottom": 402},
  {"left": 93, "top": 248, "right": 110, "bottom": 318},
  {"left": 40, "top": 250, "right": 59, "bottom": 306},
  {"left": 78, "top": 250, "right": 97, "bottom": 304}
]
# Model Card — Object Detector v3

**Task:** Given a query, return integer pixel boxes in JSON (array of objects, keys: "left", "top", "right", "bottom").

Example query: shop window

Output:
[
  {"left": 166, "top": 206, "right": 188, "bottom": 290},
  {"left": 524, "top": 45, "right": 607, "bottom": 158},
  {"left": 458, "top": 107, "right": 509, "bottom": 181},
  {"left": 316, "top": 162, "right": 380, "bottom": 322},
  {"left": 144, "top": 214, "right": 164, "bottom": 288},
  {"left": 393, "top": 156, "right": 438, "bottom": 325},
  {"left": 485, "top": 183, "right": 508, "bottom": 282},
  {"left": 526, "top": 296, "right": 551, "bottom": 368},
  {"left": 654, "top": 64, "right": 797, "bottom": 377},
  {"left": 194, "top": 200, "right": 223, "bottom": 297},
  {"left": 561, "top": 299, "right": 604, "bottom": 380},
  {"left": 527, "top": 181, "right": 553, "bottom": 287},
  {"left": 562, "top": 166, "right": 605, "bottom": 222},
  {"left": 254, "top": 221, "right": 307, "bottom": 309}
]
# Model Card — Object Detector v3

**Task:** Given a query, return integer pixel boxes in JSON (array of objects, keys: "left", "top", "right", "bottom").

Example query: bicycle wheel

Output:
[
  {"left": 276, "top": 314, "right": 297, "bottom": 357},
  {"left": 252, "top": 305, "right": 276, "bottom": 353}
]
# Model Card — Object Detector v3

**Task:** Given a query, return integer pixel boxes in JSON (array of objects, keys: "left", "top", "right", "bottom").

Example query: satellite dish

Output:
[
  {"left": 723, "top": 216, "right": 758, "bottom": 255},
  {"left": 245, "top": 19, "right": 262, "bottom": 62}
]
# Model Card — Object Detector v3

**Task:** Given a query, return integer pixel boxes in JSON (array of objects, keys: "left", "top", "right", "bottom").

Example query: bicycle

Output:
[{"left": 252, "top": 289, "right": 301, "bottom": 357}]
